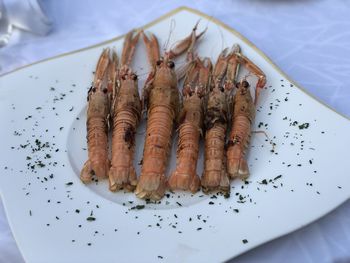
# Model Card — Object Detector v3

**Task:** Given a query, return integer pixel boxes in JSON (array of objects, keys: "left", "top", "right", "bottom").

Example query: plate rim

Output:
[{"left": 1, "top": 6, "right": 350, "bottom": 262}]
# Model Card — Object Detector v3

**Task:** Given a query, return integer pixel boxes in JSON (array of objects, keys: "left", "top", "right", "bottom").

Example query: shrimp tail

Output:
[
  {"left": 226, "top": 148, "right": 249, "bottom": 180},
  {"left": 135, "top": 173, "right": 167, "bottom": 200},
  {"left": 109, "top": 166, "right": 138, "bottom": 192}
]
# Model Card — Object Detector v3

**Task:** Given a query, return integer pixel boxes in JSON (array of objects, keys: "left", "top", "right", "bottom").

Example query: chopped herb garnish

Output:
[
  {"left": 274, "top": 175, "right": 282, "bottom": 181},
  {"left": 86, "top": 216, "right": 96, "bottom": 221},
  {"left": 298, "top": 123, "right": 309, "bottom": 129},
  {"left": 131, "top": 205, "right": 145, "bottom": 210},
  {"left": 242, "top": 239, "right": 248, "bottom": 244},
  {"left": 260, "top": 179, "right": 268, "bottom": 185}
]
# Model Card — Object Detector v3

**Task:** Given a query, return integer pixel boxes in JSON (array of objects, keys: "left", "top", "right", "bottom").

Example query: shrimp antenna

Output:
[
  {"left": 213, "top": 19, "right": 226, "bottom": 54},
  {"left": 163, "top": 19, "right": 176, "bottom": 52},
  {"left": 205, "top": 15, "right": 213, "bottom": 29}
]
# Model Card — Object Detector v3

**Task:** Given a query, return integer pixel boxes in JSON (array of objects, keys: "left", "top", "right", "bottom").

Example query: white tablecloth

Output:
[{"left": 1, "top": 1, "right": 350, "bottom": 262}]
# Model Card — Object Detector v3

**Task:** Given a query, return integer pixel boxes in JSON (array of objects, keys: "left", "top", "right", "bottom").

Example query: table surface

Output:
[{"left": 1, "top": 0, "right": 350, "bottom": 262}]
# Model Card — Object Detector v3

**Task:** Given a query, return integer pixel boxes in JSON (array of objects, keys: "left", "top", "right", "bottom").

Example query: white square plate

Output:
[{"left": 1, "top": 7, "right": 349, "bottom": 263}]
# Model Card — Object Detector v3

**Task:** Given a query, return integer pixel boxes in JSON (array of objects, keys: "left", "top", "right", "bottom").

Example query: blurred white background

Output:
[{"left": 1, "top": 0, "right": 350, "bottom": 262}]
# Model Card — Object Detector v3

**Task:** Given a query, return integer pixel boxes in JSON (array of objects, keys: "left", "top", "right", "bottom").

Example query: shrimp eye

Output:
[
  {"left": 121, "top": 74, "right": 127, "bottom": 80},
  {"left": 156, "top": 60, "right": 162, "bottom": 66},
  {"left": 92, "top": 87, "right": 96, "bottom": 92},
  {"left": 167, "top": 61, "right": 175, "bottom": 68},
  {"left": 242, "top": 80, "right": 249, "bottom": 88},
  {"left": 131, "top": 74, "right": 138, "bottom": 80},
  {"left": 103, "top": 88, "right": 108, "bottom": 94}
]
